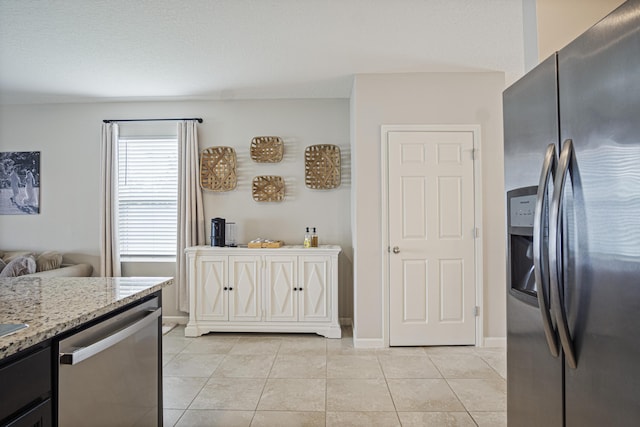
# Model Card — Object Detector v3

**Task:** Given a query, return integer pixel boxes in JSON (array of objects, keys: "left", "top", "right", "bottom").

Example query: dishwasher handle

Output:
[{"left": 60, "top": 307, "right": 162, "bottom": 365}]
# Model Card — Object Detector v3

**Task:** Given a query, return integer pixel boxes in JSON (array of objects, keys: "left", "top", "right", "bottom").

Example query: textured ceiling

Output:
[{"left": 0, "top": 0, "right": 526, "bottom": 104}]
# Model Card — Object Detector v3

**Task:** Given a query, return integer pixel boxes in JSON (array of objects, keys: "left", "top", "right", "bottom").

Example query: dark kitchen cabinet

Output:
[
  {"left": 4, "top": 399, "right": 51, "bottom": 427},
  {"left": 0, "top": 345, "right": 52, "bottom": 427}
]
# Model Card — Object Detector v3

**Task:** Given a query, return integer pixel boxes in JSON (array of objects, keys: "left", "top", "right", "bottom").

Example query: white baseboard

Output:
[
  {"left": 483, "top": 336, "right": 506, "bottom": 348},
  {"left": 353, "top": 337, "right": 385, "bottom": 349},
  {"left": 162, "top": 315, "right": 189, "bottom": 325}
]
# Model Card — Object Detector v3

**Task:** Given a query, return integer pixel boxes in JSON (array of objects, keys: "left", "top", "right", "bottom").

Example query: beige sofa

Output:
[
  {"left": 0, "top": 250, "right": 94, "bottom": 278},
  {"left": 28, "top": 262, "right": 93, "bottom": 278}
]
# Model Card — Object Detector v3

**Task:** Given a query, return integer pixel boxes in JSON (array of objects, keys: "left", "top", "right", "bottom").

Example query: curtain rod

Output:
[{"left": 103, "top": 118, "right": 203, "bottom": 123}]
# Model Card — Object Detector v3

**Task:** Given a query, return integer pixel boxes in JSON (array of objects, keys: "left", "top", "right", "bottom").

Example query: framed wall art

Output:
[{"left": 0, "top": 151, "right": 40, "bottom": 215}]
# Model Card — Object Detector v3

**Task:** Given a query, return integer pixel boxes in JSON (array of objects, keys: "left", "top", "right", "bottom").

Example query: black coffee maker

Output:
[{"left": 211, "top": 217, "right": 226, "bottom": 247}]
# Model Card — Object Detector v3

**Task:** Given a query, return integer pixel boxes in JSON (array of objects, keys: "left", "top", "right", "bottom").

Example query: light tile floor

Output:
[{"left": 163, "top": 325, "right": 506, "bottom": 427}]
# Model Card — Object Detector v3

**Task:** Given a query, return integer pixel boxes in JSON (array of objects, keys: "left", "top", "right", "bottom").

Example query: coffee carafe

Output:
[
  {"left": 211, "top": 217, "right": 226, "bottom": 247},
  {"left": 225, "top": 222, "right": 237, "bottom": 247}
]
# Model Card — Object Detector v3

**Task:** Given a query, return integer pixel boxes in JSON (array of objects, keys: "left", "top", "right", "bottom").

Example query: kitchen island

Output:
[{"left": 0, "top": 276, "right": 173, "bottom": 427}]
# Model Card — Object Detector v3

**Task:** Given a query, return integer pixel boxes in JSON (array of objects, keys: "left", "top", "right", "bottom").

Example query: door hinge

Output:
[
  {"left": 474, "top": 227, "right": 480, "bottom": 238},
  {"left": 474, "top": 306, "right": 480, "bottom": 317},
  {"left": 472, "top": 148, "right": 479, "bottom": 160}
]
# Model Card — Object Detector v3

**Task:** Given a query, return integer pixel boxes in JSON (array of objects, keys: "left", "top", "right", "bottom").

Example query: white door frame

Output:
[{"left": 381, "top": 124, "right": 484, "bottom": 347}]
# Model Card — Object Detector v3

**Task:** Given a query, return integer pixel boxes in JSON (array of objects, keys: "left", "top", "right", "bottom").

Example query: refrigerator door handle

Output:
[
  {"left": 533, "top": 143, "right": 560, "bottom": 357},
  {"left": 549, "top": 139, "right": 578, "bottom": 369}
]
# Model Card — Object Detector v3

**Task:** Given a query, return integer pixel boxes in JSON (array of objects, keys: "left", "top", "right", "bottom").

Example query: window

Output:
[{"left": 117, "top": 137, "right": 178, "bottom": 258}]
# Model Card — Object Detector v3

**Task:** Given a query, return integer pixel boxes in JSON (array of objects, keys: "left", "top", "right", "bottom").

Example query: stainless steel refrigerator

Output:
[{"left": 504, "top": 1, "right": 640, "bottom": 425}]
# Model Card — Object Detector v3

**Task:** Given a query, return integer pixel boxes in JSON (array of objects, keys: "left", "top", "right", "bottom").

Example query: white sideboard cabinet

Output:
[{"left": 184, "top": 245, "right": 341, "bottom": 338}]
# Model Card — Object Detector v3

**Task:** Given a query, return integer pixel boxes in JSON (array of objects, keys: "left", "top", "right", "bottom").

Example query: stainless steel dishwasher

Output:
[{"left": 57, "top": 296, "right": 161, "bottom": 427}]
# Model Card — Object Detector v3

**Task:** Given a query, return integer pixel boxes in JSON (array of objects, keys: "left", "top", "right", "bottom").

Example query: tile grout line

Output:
[
  {"left": 249, "top": 337, "right": 281, "bottom": 424},
  {"left": 428, "top": 350, "right": 492, "bottom": 425},
  {"left": 476, "top": 351, "right": 506, "bottom": 380},
  {"left": 376, "top": 352, "right": 402, "bottom": 425},
  {"left": 169, "top": 336, "right": 209, "bottom": 423},
  {"left": 442, "top": 376, "right": 479, "bottom": 426}
]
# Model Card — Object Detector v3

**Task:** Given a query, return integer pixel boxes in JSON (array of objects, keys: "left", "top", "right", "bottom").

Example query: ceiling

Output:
[{"left": 0, "top": 0, "right": 526, "bottom": 104}]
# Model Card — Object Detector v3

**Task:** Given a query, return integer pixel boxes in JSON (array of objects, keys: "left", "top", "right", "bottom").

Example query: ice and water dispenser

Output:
[{"left": 507, "top": 186, "right": 539, "bottom": 305}]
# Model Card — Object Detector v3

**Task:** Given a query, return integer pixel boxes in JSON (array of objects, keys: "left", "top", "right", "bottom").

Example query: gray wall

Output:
[{"left": 0, "top": 99, "right": 352, "bottom": 319}]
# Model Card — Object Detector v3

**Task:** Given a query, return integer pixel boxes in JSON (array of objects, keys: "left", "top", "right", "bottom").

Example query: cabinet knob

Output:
[
  {"left": 293, "top": 287, "right": 298, "bottom": 291},
  {"left": 229, "top": 287, "right": 233, "bottom": 291},
  {"left": 223, "top": 287, "right": 228, "bottom": 291}
]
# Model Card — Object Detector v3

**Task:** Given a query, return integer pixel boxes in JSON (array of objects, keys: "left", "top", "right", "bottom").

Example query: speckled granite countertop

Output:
[{"left": 0, "top": 276, "right": 173, "bottom": 360}]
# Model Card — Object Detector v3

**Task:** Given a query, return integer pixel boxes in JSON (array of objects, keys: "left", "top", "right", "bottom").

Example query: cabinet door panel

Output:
[
  {"left": 0, "top": 347, "right": 51, "bottom": 425},
  {"left": 299, "top": 256, "right": 330, "bottom": 322},
  {"left": 5, "top": 398, "right": 52, "bottom": 427},
  {"left": 196, "top": 256, "right": 227, "bottom": 321},
  {"left": 229, "top": 256, "right": 262, "bottom": 321},
  {"left": 265, "top": 256, "right": 297, "bottom": 321}
]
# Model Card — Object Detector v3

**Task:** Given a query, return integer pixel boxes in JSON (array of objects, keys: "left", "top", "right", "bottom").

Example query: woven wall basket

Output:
[
  {"left": 250, "top": 136, "right": 284, "bottom": 163},
  {"left": 200, "top": 146, "right": 237, "bottom": 192},
  {"left": 252, "top": 175, "right": 285, "bottom": 202},
  {"left": 304, "top": 144, "right": 341, "bottom": 189}
]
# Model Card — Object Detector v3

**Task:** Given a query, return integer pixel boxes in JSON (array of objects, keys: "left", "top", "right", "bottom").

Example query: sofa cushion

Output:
[
  {"left": 36, "top": 251, "right": 64, "bottom": 272},
  {"left": 2, "top": 251, "right": 35, "bottom": 264},
  {"left": 0, "top": 256, "right": 36, "bottom": 278},
  {"left": 0, "top": 258, "right": 6, "bottom": 273}
]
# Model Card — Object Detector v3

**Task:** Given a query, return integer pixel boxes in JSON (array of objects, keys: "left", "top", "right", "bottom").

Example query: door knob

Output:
[{"left": 392, "top": 246, "right": 400, "bottom": 254}]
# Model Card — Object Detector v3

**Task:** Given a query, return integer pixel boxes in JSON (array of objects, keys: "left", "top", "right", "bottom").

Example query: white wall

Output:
[
  {"left": 351, "top": 72, "right": 506, "bottom": 346},
  {"left": 0, "top": 99, "right": 352, "bottom": 319}
]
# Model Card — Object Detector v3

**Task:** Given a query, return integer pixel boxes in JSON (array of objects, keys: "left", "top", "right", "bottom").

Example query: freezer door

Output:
[
  {"left": 504, "top": 55, "right": 560, "bottom": 193},
  {"left": 557, "top": 1, "right": 640, "bottom": 425},
  {"left": 504, "top": 54, "right": 563, "bottom": 427}
]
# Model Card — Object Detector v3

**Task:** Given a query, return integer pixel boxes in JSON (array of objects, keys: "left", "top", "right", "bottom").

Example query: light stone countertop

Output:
[{"left": 0, "top": 276, "right": 173, "bottom": 360}]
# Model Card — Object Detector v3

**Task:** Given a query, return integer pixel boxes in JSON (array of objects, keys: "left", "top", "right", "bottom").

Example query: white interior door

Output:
[{"left": 388, "top": 130, "right": 476, "bottom": 346}]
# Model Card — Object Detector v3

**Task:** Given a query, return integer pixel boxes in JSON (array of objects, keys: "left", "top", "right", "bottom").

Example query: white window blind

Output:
[{"left": 117, "top": 137, "right": 178, "bottom": 257}]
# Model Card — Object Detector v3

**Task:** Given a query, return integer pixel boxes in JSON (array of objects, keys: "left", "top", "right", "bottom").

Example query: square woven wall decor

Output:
[
  {"left": 252, "top": 175, "right": 285, "bottom": 202},
  {"left": 200, "top": 146, "right": 237, "bottom": 191},
  {"left": 304, "top": 144, "right": 341, "bottom": 189},
  {"left": 250, "top": 136, "right": 284, "bottom": 163}
]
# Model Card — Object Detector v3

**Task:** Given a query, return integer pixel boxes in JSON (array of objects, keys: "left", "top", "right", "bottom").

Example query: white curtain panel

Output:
[
  {"left": 100, "top": 123, "right": 121, "bottom": 277},
  {"left": 176, "top": 121, "right": 206, "bottom": 312}
]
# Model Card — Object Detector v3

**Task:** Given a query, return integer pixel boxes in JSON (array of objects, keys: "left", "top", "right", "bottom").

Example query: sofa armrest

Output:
[{"left": 28, "top": 263, "right": 93, "bottom": 278}]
